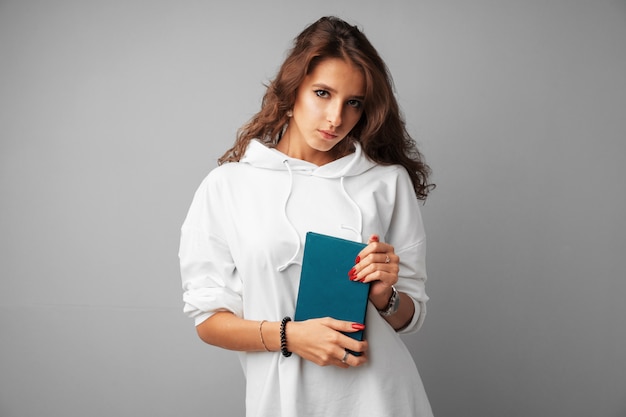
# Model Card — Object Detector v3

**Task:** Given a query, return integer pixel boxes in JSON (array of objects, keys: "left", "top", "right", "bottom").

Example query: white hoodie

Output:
[{"left": 179, "top": 140, "right": 433, "bottom": 417}]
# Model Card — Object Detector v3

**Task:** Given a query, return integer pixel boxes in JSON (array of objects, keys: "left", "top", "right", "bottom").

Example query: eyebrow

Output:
[{"left": 312, "top": 83, "right": 365, "bottom": 100}]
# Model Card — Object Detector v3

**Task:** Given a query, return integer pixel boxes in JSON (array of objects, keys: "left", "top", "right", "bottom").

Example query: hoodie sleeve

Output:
[
  {"left": 179, "top": 173, "right": 243, "bottom": 326},
  {"left": 386, "top": 167, "right": 429, "bottom": 334}
]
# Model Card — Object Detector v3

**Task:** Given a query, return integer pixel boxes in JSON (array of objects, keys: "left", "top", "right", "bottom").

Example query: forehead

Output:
[{"left": 304, "top": 58, "right": 365, "bottom": 95}]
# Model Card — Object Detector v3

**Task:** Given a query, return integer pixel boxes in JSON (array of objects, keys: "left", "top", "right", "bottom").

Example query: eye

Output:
[
  {"left": 347, "top": 99, "right": 363, "bottom": 109},
  {"left": 314, "top": 89, "right": 330, "bottom": 98}
]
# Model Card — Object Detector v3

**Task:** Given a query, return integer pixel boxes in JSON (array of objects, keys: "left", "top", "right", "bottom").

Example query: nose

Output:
[{"left": 326, "top": 100, "right": 342, "bottom": 128}]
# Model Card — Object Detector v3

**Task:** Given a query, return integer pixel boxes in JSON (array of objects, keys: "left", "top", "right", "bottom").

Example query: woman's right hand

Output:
[{"left": 285, "top": 317, "right": 368, "bottom": 368}]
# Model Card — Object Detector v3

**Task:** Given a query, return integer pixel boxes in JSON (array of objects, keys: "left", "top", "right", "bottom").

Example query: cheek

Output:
[
  {"left": 297, "top": 95, "right": 323, "bottom": 118},
  {"left": 345, "top": 110, "right": 363, "bottom": 129}
]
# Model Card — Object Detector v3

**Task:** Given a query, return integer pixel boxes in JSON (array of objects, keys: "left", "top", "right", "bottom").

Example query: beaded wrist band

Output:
[{"left": 280, "top": 316, "right": 292, "bottom": 357}]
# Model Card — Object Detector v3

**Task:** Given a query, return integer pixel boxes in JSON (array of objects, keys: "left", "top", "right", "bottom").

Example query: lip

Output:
[{"left": 319, "top": 129, "right": 338, "bottom": 140}]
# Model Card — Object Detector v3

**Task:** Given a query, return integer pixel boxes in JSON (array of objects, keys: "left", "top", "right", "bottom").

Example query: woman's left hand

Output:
[{"left": 350, "top": 234, "right": 399, "bottom": 311}]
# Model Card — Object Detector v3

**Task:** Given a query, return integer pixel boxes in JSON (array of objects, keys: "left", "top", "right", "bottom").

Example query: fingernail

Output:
[
  {"left": 352, "top": 323, "right": 365, "bottom": 330},
  {"left": 355, "top": 256, "right": 360, "bottom": 264},
  {"left": 372, "top": 236, "right": 379, "bottom": 242},
  {"left": 348, "top": 268, "right": 357, "bottom": 279}
]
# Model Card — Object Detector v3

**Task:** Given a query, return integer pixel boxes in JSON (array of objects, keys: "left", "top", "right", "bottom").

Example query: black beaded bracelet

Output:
[{"left": 280, "top": 316, "right": 292, "bottom": 357}]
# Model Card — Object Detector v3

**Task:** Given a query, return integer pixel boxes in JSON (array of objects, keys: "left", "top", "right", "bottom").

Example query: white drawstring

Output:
[
  {"left": 339, "top": 176, "right": 363, "bottom": 241},
  {"left": 277, "top": 160, "right": 302, "bottom": 272}
]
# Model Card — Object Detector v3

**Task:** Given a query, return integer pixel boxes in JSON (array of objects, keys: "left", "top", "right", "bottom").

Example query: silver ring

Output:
[
  {"left": 385, "top": 255, "right": 390, "bottom": 264},
  {"left": 341, "top": 350, "right": 349, "bottom": 363}
]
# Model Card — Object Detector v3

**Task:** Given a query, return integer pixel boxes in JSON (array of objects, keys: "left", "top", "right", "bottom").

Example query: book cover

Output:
[{"left": 294, "top": 232, "right": 370, "bottom": 342}]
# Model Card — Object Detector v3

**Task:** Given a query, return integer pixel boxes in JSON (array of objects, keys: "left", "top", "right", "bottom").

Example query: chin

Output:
[{"left": 310, "top": 140, "right": 340, "bottom": 152}]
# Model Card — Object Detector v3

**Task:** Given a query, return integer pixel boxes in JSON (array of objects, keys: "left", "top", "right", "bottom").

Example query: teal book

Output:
[{"left": 294, "top": 232, "right": 370, "bottom": 342}]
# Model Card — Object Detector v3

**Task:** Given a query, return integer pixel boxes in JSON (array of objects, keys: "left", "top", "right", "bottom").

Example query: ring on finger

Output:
[
  {"left": 385, "top": 254, "right": 390, "bottom": 264},
  {"left": 341, "top": 350, "right": 350, "bottom": 364}
]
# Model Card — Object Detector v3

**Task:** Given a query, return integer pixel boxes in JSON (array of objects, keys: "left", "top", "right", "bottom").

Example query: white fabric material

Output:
[{"left": 179, "top": 140, "right": 433, "bottom": 417}]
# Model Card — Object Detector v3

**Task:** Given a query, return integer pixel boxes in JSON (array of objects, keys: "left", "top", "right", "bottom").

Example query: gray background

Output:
[{"left": 1, "top": 1, "right": 625, "bottom": 416}]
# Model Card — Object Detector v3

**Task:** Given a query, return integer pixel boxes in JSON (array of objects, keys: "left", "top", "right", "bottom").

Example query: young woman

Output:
[{"left": 180, "top": 16, "right": 435, "bottom": 417}]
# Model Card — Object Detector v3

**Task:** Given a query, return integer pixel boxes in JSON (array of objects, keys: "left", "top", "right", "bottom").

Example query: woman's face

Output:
[{"left": 279, "top": 58, "right": 365, "bottom": 165}]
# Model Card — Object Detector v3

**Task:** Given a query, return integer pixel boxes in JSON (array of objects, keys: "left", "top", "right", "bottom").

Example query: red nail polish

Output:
[
  {"left": 372, "top": 236, "right": 379, "bottom": 242},
  {"left": 352, "top": 323, "right": 365, "bottom": 330},
  {"left": 355, "top": 256, "right": 360, "bottom": 264}
]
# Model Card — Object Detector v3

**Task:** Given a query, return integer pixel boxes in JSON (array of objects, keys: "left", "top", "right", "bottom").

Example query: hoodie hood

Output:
[
  {"left": 240, "top": 139, "right": 377, "bottom": 178},
  {"left": 240, "top": 139, "right": 377, "bottom": 272}
]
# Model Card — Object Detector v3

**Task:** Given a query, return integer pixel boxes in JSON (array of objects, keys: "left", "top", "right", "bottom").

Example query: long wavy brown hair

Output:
[{"left": 219, "top": 16, "right": 434, "bottom": 200}]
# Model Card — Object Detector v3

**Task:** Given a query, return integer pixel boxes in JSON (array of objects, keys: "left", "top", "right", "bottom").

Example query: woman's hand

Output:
[
  {"left": 196, "top": 312, "right": 367, "bottom": 367},
  {"left": 285, "top": 317, "right": 368, "bottom": 368},
  {"left": 350, "top": 234, "right": 398, "bottom": 310}
]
